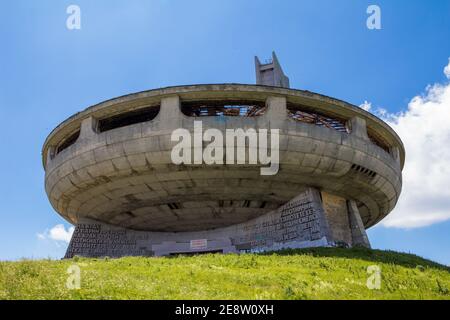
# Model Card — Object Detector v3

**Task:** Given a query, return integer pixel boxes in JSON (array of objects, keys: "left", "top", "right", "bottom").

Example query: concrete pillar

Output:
[
  {"left": 308, "top": 188, "right": 334, "bottom": 243},
  {"left": 390, "top": 146, "right": 401, "bottom": 166},
  {"left": 255, "top": 57, "right": 263, "bottom": 86},
  {"left": 46, "top": 146, "right": 56, "bottom": 167},
  {"left": 265, "top": 96, "right": 287, "bottom": 129},
  {"left": 158, "top": 96, "right": 182, "bottom": 129},
  {"left": 348, "top": 117, "right": 369, "bottom": 141},
  {"left": 79, "top": 116, "right": 98, "bottom": 140},
  {"left": 321, "top": 192, "right": 352, "bottom": 246},
  {"left": 347, "top": 200, "right": 371, "bottom": 248}
]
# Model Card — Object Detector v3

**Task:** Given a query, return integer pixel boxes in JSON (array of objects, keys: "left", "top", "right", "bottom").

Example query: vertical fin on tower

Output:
[{"left": 255, "top": 51, "right": 290, "bottom": 88}]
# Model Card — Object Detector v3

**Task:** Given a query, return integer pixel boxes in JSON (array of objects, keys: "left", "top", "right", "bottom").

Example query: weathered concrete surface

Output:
[
  {"left": 255, "top": 52, "right": 290, "bottom": 88},
  {"left": 321, "top": 192, "right": 352, "bottom": 245},
  {"left": 42, "top": 84, "right": 405, "bottom": 168},
  {"left": 43, "top": 87, "right": 403, "bottom": 231},
  {"left": 65, "top": 188, "right": 369, "bottom": 258},
  {"left": 348, "top": 200, "right": 371, "bottom": 248},
  {"left": 42, "top": 83, "right": 403, "bottom": 257}
]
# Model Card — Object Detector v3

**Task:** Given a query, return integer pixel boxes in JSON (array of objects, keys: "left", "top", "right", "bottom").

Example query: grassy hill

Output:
[{"left": 0, "top": 247, "right": 449, "bottom": 300}]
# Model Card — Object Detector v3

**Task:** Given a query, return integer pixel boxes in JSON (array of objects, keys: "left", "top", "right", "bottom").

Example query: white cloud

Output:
[
  {"left": 359, "top": 101, "right": 389, "bottom": 119},
  {"left": 444, "top": 58, "right": 450, "bottom": 79},
  {"left": 37, "top": 224, "right": 74, "bottom": 244},
  {"left": 359, "top": 101, "right": 372, "bottom": 111},
  {"left": 379, "top": 58, "right": 450, "bottom": 229}
]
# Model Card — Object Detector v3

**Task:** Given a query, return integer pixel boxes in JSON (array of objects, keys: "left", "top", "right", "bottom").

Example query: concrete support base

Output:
[{"left": 65, "top": 188, "right": 370, "bottom": 258}]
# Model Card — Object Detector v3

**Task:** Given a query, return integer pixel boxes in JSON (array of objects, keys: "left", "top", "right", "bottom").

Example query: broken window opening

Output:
[
  {"left": 181, "top": 100, "right": 266, "bottom": 117},
  {"left": 98, "top": 105, "right": 160, "bottom": 133},
  {"left": 56, "top": 130, "right": 80, "bottom": 155},
  {"left": 287, "top": 103, "right": 348, "bottom": 133}
]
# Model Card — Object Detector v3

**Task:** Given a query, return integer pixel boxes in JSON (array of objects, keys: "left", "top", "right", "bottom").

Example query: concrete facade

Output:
[
  {"left": 43, "top": 79, "right": 404, "bottom": 258},
  {"left": 65, "top": 188, "right": 369, "bottom": 258}
]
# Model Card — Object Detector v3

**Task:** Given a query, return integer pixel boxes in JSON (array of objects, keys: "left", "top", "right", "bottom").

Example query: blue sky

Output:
[{"left": 1, "top": 0, "right": 449, "bottom": 264}]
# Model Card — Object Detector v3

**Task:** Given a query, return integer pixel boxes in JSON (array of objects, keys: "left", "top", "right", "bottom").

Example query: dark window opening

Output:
[
  {"left": 56, "top": 130, "right": 80, "bottom": 155},
  {"left": 287, "top": 103, "right": 348, "bottom": 133},
  {"left": 367, "top": 130, "right": 391, "bottom": 154},
  {"left": 123, "top": 211, "right": 136, "bottom": 218},
  {"left": 181, "top": 100, "right": 266, "bottom": 117},
  {"left": 167, "top": 202, "right": 181, "bottom": 210},
  {"left": 351, "top": 164, "right": 377, "bottom": 179},
  {"left": 98, "top": 105, "right": 160, "bottom": 132}
]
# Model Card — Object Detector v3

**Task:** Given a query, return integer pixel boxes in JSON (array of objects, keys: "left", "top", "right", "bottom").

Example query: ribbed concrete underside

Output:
[{"left": 65, "top": 188, "right": 371, "bottom": 258}]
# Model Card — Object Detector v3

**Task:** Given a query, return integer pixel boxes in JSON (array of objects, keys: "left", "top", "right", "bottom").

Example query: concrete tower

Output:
[{"left": 255, "top": 52, "right": 290, "bottom": 88}]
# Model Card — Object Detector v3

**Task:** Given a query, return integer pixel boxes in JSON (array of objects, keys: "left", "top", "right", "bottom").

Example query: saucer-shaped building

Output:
[{"left": 42, "top": 53, "right": 404, "bottom": 257}]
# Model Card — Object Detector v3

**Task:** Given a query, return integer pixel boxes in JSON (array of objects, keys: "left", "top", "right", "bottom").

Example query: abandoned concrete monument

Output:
[{"left": 42, "top": 52, "right": 404, "bottom": 258}]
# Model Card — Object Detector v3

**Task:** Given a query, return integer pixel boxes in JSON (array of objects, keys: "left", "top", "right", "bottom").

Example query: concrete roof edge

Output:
[{"left": 41, "top": 83, "right": 405, "bottom": 169}]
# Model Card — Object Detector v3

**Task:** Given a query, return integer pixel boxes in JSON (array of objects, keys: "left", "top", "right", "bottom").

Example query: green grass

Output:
[{"left": 1, "top": 247, "right": 449, "bottom": 300}]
